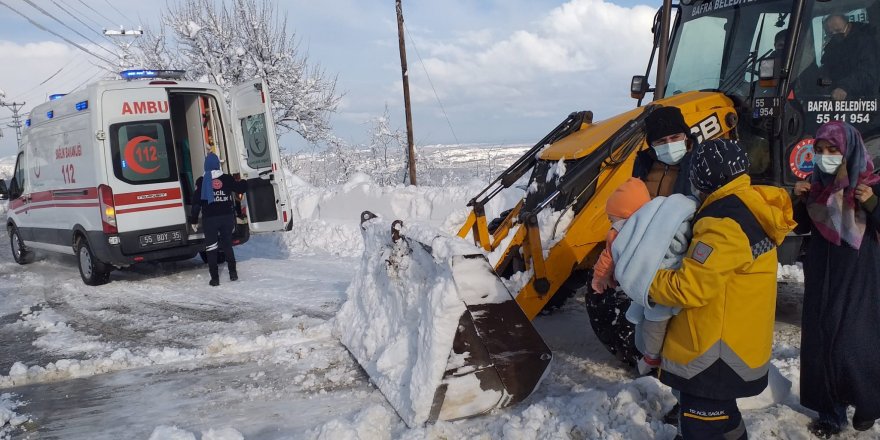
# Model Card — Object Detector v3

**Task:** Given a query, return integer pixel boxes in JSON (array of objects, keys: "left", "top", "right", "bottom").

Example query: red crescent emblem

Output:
[
  {"left": 212, "top": 179, "right": 222, "bottom": 189},
  {"left": 124, "top": 136, "right": 161, "bottom": 175}
]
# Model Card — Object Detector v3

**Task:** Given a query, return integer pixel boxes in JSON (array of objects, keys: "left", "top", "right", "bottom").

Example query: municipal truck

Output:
[{"left": 3, "top": 70, "right": 293, "bottom": 285}]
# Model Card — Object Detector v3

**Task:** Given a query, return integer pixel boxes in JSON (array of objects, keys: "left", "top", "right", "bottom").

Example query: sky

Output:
[{"left": 0, "top": 0, "right": 660, "bottom": 156}]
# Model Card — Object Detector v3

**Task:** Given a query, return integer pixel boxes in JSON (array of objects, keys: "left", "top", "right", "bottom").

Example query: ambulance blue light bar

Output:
[
  {"left": 120, "top": 69, "right": 186, "bottom": 81},
  {"left": 47, "top": 111, "right": 53, "bottom": 119},
  {"left": 75, "top": 100, "right": 88, "bottom": 111},
  {"left": 49, "top": 94, "right": 65, "bottom": 101},
  {"left": 25, "top": 119, "right": 31, "bottom": 127}
]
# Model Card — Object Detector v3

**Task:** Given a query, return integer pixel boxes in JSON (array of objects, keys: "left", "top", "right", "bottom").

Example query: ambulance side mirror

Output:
[{"left": 0, "top": 179, "right": 9, "bottom": 200}]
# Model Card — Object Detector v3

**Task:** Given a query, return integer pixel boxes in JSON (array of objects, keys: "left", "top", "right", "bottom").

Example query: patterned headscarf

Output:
[
  {"left": 808, "top": 121, "right": 880, "bottom": 249},
  {"left": 689, "top": 138, "right": 750, "bottom": 193}
]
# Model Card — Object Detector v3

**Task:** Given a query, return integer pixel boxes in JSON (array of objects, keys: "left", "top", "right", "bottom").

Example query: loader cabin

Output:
[
  {"left": 5, "top": 69, "right": 292, "bottom": 285},
  {"left": 649, "top": 0, "right": 880, "bottom": 187}
]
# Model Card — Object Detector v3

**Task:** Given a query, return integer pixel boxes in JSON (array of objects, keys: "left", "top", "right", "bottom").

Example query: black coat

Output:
[
  {"left": 794, "top": 188, "right": 880, "bottom": 420},
  {"left": 191, "top": 174, "right": 248, "bottom": 220},
  {"left": 821, "top": 22, "right": 880, "bottom": 97}
]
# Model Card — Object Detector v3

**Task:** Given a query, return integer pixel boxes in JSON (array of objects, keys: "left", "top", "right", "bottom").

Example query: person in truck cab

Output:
[
  {"left": 634, "top": 106, "right": 696, "bottom": 198},
  {"left": 190, "top": 153, "right": 248, "bottom": 286},
  {"left": 821, "top": 14, "right": 880, "bottom": 101}
]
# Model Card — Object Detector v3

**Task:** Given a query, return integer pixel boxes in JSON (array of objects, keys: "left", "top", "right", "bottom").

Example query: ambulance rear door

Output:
[
  {"left": 101, "top": 87, "right": 188, "bottom": 254},
  {"left": 228, "top": 80, "right": 291, "bottom": 232}
]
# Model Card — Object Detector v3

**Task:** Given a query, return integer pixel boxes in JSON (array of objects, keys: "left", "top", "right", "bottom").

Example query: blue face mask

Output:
[{"left": 815, "top": 153, "right": 843, "bottom": 175}]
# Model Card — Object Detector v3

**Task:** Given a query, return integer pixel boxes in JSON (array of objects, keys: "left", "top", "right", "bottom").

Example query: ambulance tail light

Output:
[{"left": 98, "top": 185, "right": 118, "bottom": 233}]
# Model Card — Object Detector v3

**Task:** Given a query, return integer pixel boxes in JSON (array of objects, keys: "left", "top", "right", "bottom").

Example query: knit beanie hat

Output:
[
  {"left": 645, "top": 106, "right": 691, "bottom": 145},
  {"left": 606, "top": 177, "right": 651, "bottom": 219},
  {"left": 689, "top": 138, "right": 750, "bottom": 192},
  {"left": 201, "top": 153, "right": 221, "bottom": 204}
]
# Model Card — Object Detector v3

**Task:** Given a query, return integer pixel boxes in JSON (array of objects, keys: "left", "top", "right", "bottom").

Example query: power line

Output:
[
  {"left": 77, "top": 0, "right": 116, "bottom": 26},
  {"left": 20, "top": 0, "right": 118, "bottom": 58},
  {"left": 403, "top": 23, "right": 460, "bottom": 145},
  {"left": 48, "top": 0, "right": 114, "bottom": 42},
  {"left": 7, "top": 57, "right": 77, "bottom": 101},
  {"left": 0, "top": 0, "right": 114, "bottom": 64},
  {"left": 102, "top": 0, "right": 136, "bottom": 26}
]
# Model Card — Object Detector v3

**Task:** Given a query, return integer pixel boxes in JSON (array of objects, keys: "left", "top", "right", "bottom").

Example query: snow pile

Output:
[
  {"left": 777, "top": 263, "right": 804, "bottom": 283},
  {"left": 309, "top": 405, "right": 396, "bottom": 440},
  {"left": 149, "top": 425, "right": 196, "bottom": 440},
  {"left": 335, "top": 218, "right": 515, "bottom": 427},
  {"left": 309, "top": 376, "right": 679, "bottom": 439},
  {"left": 0, "top": 317, "right": 328, "bottom": 388},
  {"left": 283, "top": 172, "right": 524, "bottom": 256},
  {"left": 0, "top": 394, "right": 28, "bottom": 439},
  {"left": 201, "top": 427, "right": 245, "bottom": 440}
]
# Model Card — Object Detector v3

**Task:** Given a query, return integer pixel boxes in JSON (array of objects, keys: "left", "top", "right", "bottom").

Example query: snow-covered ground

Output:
[{"left": 0, "top": 145, "right": 876, "bottom": 439}]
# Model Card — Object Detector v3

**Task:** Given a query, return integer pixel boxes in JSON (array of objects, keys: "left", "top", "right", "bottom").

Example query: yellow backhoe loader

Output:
[{"left": 343, "top": 0, "right": 880, "bottom": 425}]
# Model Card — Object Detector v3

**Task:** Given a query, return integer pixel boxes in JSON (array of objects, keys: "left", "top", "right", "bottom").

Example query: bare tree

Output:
[{"left": 127, "top": 0, "right": 341, "bottom": 144}]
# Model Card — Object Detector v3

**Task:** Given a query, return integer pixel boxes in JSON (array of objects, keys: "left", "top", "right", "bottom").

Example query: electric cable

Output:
[
  {"left": 76, "top": 0, "right": 115, "bottom": 26},
  {"left": 0, "top": 0, "right": 114, "bottom": 65},
  {"left": 403, "top": 22, "right": 460, "bottom": 145},
  {"left": 48, "top": 0, "right": 114, "bottom": 42},
  {"left": 20, "top": 0, "right": 117, "bottom": 57}
]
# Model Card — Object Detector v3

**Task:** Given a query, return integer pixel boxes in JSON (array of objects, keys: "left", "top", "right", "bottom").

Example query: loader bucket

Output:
[{"left": 337, "top": 212, "right": 552, "bottom": 427}]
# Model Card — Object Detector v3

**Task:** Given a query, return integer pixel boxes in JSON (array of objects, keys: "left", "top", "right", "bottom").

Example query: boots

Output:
[
  {"left": 209, "top": 264, "right": 220, "bottom": 287},
  {"left": 228, "top": 260, "right": 238, "bottom": 281},
  {"left": 853, "top": 408, "right": 876, "bottom": 431}
]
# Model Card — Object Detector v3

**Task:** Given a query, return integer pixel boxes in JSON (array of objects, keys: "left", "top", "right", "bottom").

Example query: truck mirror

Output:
[
  {"left": 0, "top": 179, "right": 7, "bottom": 200},
  {"left": 631, "top": 75, "right": 650, "bottom": 100}
]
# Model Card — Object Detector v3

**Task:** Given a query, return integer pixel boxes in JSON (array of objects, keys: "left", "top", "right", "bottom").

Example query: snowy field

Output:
[{"left": 0, "top": 145, "right": 876, "bottom": 439}]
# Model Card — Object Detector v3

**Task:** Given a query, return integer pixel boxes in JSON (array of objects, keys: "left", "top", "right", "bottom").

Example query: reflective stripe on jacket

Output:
[{"left": 649, "top": 175, "right": 796, "bottom": 399}]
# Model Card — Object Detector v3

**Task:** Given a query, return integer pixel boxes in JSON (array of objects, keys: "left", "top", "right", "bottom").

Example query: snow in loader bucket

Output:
[{"left": 336, "top": 211, "right": 552, "bottom": 427}]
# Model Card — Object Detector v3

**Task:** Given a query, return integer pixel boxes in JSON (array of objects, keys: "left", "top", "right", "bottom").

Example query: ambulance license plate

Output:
[{"left": 139, "top": 230, "right": 182, "bottom": 247}]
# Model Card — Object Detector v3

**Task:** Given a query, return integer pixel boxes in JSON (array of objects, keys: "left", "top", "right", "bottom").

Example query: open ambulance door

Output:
[{"left": 229, "top": 80, "right": 292, "bottom": 232}]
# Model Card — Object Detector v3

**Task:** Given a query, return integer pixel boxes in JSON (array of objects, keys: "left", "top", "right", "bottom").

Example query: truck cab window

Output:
[{"left": 109, "top": 120, "right": 177, "bottom": 184}]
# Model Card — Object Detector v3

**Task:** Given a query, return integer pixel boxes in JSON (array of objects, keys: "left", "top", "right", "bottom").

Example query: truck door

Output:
[{"left": 228, "top": 80, "right": 292, "bottom": 232}]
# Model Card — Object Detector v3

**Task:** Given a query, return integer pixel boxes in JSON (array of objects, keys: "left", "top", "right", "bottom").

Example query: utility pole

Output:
[
  {"left": 0, "top": 101, "right": 26, "bottom": 147},
  {"left": 104, "top": 27, "right": 144, "bottom": 69},
  {"left": 396, "top": 0, "right": 417, "bottom": 185}
]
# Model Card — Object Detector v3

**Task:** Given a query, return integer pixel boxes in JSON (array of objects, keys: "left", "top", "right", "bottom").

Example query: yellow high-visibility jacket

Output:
[{"left": 649, "top": 175, "right": 796, "bottom": 399}]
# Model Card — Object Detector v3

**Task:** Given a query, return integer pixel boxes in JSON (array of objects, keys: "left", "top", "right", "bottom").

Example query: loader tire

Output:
[{"left": 584, "top": 277, "right": 640, "bottom": 368}]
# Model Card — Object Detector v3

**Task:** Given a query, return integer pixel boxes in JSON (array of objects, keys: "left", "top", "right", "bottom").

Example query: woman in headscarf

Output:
[
  {"left": 793, "top": 120, "right": 880, "bottom": 438},
  {"left": 190, "top": 152, "right": 248, "bottom": 286}
]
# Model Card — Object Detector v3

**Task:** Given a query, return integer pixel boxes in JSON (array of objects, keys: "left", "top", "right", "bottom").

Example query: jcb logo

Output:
[
  {"left": 122, "top": 101, "right": 169, "bottom": 115},
  {"left": 689, "top": 114, "right": 723, "bottom": 144}
]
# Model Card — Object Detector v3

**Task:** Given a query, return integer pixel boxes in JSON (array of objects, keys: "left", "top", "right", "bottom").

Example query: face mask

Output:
[
  {"left": 653, "top": 140, "right": 688, "bottom": 165},
  {"left": 815, "top": 153, "right": 843, "bottom": 175}
]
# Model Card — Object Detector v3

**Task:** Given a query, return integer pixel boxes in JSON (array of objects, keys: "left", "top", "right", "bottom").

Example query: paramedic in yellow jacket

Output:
[{"left": 648, "top": 139, "right": 796, "bottom": 440}]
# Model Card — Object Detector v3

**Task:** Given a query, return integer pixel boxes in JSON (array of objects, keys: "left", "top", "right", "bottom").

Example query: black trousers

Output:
[
  {"left": 203, "top": 214, "right": 236, "bottom": 279},
  {"left": 679, "top": 393, "right": 747, "bottom": 440}
]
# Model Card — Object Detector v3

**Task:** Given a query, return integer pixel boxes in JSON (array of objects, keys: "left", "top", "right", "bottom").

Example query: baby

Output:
[
  {"left": 593, "top": 177, "right": 695, "bottom": 375},
  {"left": 591, "top": 178, "right": 651, "bottom": 293}
]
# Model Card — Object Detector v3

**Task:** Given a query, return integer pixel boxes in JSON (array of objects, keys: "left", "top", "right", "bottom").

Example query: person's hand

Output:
[
  {"left": 794, "top": 181, "right": 811, "bottom": 198},
  {"left": 591, "top": 276, "right": 613, "bottom": 294},
  {"left": 855, "top": 184, "right": 874, "bottom": 203},
  {"left": 832, "top": 88, "right": 848, "bottom": 101}
]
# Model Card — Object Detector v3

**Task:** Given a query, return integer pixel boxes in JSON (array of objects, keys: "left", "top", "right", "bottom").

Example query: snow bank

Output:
[
  {"left": 0, "top": 316, "right": 328, "bottom": 388},
  {"left": 149, "top": 425, "right": 196, "bottom": 440},
  {"left": 0, "top": 393, "right": 28, "bottom": 439},
  {"left": 335, "top": 218, "right": 519, "bottom": 427},
  {"left": 283, "top": 172, "right": 524, "bottom": 256}
]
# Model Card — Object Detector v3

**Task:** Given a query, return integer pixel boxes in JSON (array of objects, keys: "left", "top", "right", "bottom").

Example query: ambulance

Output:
[{"left": 3, "top": 70, "right": 293, "bottom": 285}]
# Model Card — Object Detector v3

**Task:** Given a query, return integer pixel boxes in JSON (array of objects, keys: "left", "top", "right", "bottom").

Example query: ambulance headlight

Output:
[{"left": 108, "top": 236, "right": 120, "bottom": 245}]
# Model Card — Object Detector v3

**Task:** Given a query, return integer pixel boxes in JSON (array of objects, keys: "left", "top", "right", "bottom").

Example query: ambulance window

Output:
[
  {"left": 240, "top": 114, "right": 272, "bottom": 169},
  {"left": 109, "top": 120, "right": 177, "bottom": 184},
  {"left": 12, "top": 152, "right": 26, "bottom": 196}
]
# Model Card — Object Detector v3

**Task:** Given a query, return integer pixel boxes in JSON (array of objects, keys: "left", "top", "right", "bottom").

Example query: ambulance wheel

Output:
[
  {"left": 584, "top": 273, "right": 640, "bottom": 368},
  {"left": 198, "top": 251, "right": 226, "bottom": 264},
  {"left": 76, "top": 237, "right": 111, "bottom": 286},
  {"left": 8, "top": 225, "right": 33, "bottom": 265}
]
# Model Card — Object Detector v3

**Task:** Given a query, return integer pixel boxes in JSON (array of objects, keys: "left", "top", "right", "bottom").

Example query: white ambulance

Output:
[{"left": 3, "top": 70, "right": 293, "bottom": 285}]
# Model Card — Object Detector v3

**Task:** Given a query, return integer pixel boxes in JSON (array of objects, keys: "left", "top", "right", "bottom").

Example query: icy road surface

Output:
[{"left": 0, "top": 236, "right": 877, "bottom": 438}]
